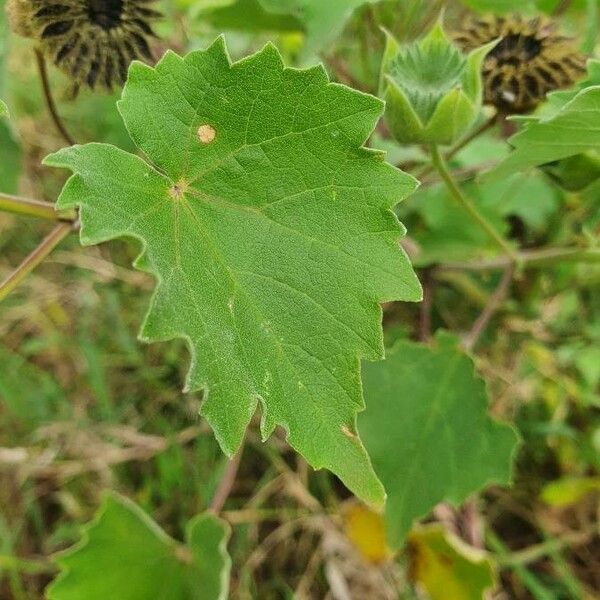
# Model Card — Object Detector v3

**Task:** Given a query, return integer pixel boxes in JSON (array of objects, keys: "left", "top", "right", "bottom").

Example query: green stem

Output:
[
  {"left": 412, "top": 114, "right": 498, "bottom": 180},
  {"left": 462, "top": 264, "right": 514, "bottom": 352},
  {"left": 430, "top": 144, "right": 518, "bottom": 262},
  {"left": 0, "top": 192, "right": 74, "bottom": 221},
  {"left": 35, "top": 48, "right": 75, "bottom": 146},
  {"left": 487, "top": 531, "right": 556, "bottom": 600},
  {"left": 445, "top": 113, "right": 498, "bottom": 163},
  {"left": 553, "top": 0, "right": 574, "bottom": 16},
  {"left": 0, "top": 554, "right": 56, "bottom": 575},
  {"left": 358, "top": 7, "right": 373, "bottom": 89},
  {"left": 437, "top": 246, "right": 600, "bottom": 272},
  {"left": 0, "top": 221, "right": 76, "bottom": 302}
]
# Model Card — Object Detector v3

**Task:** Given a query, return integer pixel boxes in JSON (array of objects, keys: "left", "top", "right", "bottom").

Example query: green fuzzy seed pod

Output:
[{"left": 380, "top": 21, "right": 495, "bottom": 146}]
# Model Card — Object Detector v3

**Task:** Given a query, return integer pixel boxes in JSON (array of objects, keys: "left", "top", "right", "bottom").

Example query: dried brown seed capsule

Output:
[
  {"left": 6, "top": 0, "right": 162, "bottom": 97},
  {"left": 454, "top": 14, "right": 586, "bottom": 114},
  {"left": 6, "top": 0, "right": 34, "bottom": 37}
]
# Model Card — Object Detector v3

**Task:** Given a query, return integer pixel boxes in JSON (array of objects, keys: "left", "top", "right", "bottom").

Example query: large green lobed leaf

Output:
[
  {"left": 487, "top": 86, "right": 600, "bottom": 181},
  {"left": 360, "top": 332, "right": 518, "bottom": 546},
  {"left": 47, "top": 494, "right": 230, "bottom": 600},
  {"left": 45, "top": 38, "right": 421, "bottom": 506}
]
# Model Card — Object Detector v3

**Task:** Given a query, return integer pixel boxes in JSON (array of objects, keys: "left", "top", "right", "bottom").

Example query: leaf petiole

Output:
[
  {"left": 0, "top": 221, "right": 77, "bottom": 302},
  {"left": 414, "top": 114, "right": 498, "bottom": 180},
  {"left": 209, "top": 442, "right": 245, "bottom": 514},
  {"left": 430, "top": 144, "right": 519, "bottom": 262},
  {"left": 437, "top": 246, "right": 600, "bottom": 271},
  {"left": 0, "top": 192, "right": 75, "bottom": 222},
  {"left": 34, "top": 49, "right": 75, "bottom": 147}
]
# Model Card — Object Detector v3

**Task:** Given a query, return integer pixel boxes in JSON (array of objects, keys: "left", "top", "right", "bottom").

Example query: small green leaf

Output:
[
  {"left": 459, "top": 0, "right": 537, "bottom": 12},
  {"left": 359, "top": 332, "right": 518, "bottom": 547},
  {"left": 541, "top": 477, "right": 600, "bottom": 507},
  {"left": 258, "top": 0, "right": 382, "bottom": 53},
  {"left": 0, "top": 98, "right": 22, "bottom": 194},
  {"left": 198, "top": 0, "right": 382, "bottom": 53},
  {"left": 542, "top": 152, "right": 600, "bottom": 192},
  {"left": 195, "top": 0, "right": 303, "bottom": 34},
  {"left": 44, "top": 38, "right": 421, "bottom": 506},
  {"left": 486, "top": 86, "right": 600, "bottom": 181},
  {"left": 0, "top": 2, "right": 11, "bottom": 99},
  {"left": 544, "top": 59, "right": 600, "bottom": 114},
  {"left": 409, "top": 524, "right": 496, "bottom": 600},
  {"left": 47, "top": 493, "right": 231, "bottom": 600},
  {"left": 0, "top": 344, "right": 67, "bottom": 425}
]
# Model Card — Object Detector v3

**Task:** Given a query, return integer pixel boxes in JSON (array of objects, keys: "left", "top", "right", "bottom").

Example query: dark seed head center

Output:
[
  {"left": 489, "top": 33, "right": 542, "bottom": 65},
  {"left": 87, "top": 0, "right": 124, "bottom": 30}
]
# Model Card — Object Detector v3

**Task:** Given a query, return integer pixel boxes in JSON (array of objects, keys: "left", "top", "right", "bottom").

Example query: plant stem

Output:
[
  {"left": 221, "top": 507, "right": 313, "bottom": 525},
  {"left": 209, "top": 443, "right": 244, "bottom": 513},
  {"left": 358, "top": 5, "right": 376, "bottom": 90},
  {"left": 0, "top": 221, "right": 76, "bottom": 302},
  {"left": 430, "top": 144, "right": 518, "bottom": 262},
  {"left": 324, "top": 55, "right": 363, "bottom": 90},
  {"left": 445, "top": 114, "right": 498, "bottom": 163},
  {"left": 437, "top": 246, "right": 600, "bottom": 272},
  {"left": 419, "top": 268, "right": 433, "bottom": 341},
  {"left": 553, "top": 0, "right": 574, "bottom": 16},
  {"left": 412, "top": 114, "right": 498, "bottom": 180},
  {"left": 487, "top": 531, "right": 556, "bottom": 600},
  {"left": 497, "top": 528, "right": 595, "bottom": 567},
  {"left": 462, "top": 265, "right": 514, "bottom": 352},
  {"left": 35, "top": 48, "right": 75, "bottom": 147},
  {"left": 0, "top": 192, "right": 74, "bottom": 221},
  {"left": 0, "top": 555, "right": 56, "bottom": 575}
]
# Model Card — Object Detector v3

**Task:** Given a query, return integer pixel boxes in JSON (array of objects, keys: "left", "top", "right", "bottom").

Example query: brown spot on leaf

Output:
[
  {"left": 197, "top": 124, "right": 216, "bottom": 144},
  {"left": 174, "top": 545, "right": 193, "bottom": 564},
  {"left": 168, "top": 179, "right": 188, "bottom": 200},
  {"left": 341, "top": 425, "right": 357, "bottom": 439}
]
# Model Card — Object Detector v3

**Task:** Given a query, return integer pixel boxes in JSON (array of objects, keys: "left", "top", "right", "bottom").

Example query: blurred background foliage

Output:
[{"left": 1, "top": 0, "right": 599, "bottom": 598}]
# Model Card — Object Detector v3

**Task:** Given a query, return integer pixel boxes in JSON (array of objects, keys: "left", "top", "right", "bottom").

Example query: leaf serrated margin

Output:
[{"left": 44, "top": 38, "right": 421, "bottom": 506}]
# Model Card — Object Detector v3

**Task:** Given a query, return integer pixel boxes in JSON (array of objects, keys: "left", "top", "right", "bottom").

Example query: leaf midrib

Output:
[{"left": 177, "top": 195, "right": 359, "bottom": 451}]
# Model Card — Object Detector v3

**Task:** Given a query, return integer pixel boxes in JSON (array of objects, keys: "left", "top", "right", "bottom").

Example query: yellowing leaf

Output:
[
  {"left": 409, "top": 524, "right": 496, "bottom": 600},
  {"left": 342, "top": 502, "right": 392, "bottom": 564}
]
